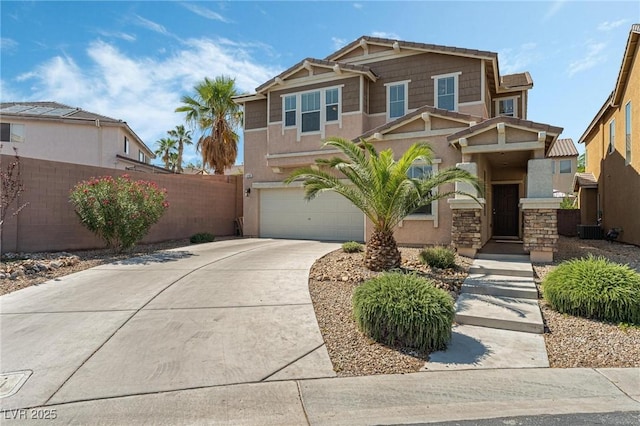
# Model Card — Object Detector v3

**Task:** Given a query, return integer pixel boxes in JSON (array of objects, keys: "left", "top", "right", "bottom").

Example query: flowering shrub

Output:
[{"left": 69, "top": 175, "right": 169, "bottom": 252}]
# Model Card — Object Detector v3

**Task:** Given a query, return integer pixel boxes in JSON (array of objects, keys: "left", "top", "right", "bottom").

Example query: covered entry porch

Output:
[{"left": 447, "top": 117, "right": 564, "bottom": 262}]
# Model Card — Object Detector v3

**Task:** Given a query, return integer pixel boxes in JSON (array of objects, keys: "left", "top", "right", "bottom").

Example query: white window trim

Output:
[
  {"left": 494, "top": 96, "right": 519, "bottom": 117},
  {"left": 608, "top": 119, "right": 615, "bottom": 155},
  {"left": 559, "top": 159, "right": 572, "bottom": 174},
  {"left": 625, "top": 101, "right": 632, "bottom": 166},
  {"left": 138, "top": 150, "right": 146, "bottom": 163},
  {"left": 280, "top": 85, "right": 343, "bottom": 141},
  {"left": 0, "top": 122, "right": 25, "bottom": 143},
  {"left": 124, "top": 136, "right": 130, "bottom": 155},
  {"left": 384, "top": 80, "right": 410, "bottom": 121},
  {"left": 405, "top": 160, "right": 441, "bottom": 227},
  {"left": 432, "top": 72, "right": 461, "bottom": 112}
]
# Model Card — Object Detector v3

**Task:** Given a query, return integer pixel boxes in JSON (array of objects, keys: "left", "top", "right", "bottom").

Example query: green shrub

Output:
[
  {"left": 559, "top": 196, "right": 578, "bottom": 209},
  {"left": 69, "top": 175, "right": 168, "bottom": 252},
  {"left": 190, "top": 232, "right": 215, "bottom": 244},
  {"left": 342, "top": 241, "right": 363, "bottom": 253},
  {"left": 352, "top": 272, "right": 455, "bottom": 352},
  {"left": 419, "top": 246, "right": 456, "bottom": 269},
  {"left": 543, "top": 255, "right": 640, "bottom": 324}
]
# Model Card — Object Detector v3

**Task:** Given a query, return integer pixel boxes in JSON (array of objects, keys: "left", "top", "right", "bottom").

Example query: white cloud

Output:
[
  {"left": 12, "top": 38, "right": 280, "bottom": 160},
  {"left": 1, "top": 37, "right": 18, "bottom": 51},
  {"left": 181, "top": 3, "right": 230, "bottom": 23},
  {"left": 96, "top": 30, "right": 136, "bottom": 42},
  {"left": 597, "top": 19, "right": 628, "bottom": 32},
  {"left": 332, "top": 37, "right": 347, "bottom": 50},
  {"left": 370, "top": 31, "right": 400, "bottom": 40},
  {"left": 499, "top": 43, "right": 539, "bottom": 74},
  {"left": 353, "top": 3, "right": 363, "bottom": 9},
  {"left": 567, "top": 42, "right": 607, "bottom": 76},
  {"left": 543, "top": 0, "right": 566, "bottom": 22},
  {"left": 133, "top": 14, "right": 170, "bottom": 35}
]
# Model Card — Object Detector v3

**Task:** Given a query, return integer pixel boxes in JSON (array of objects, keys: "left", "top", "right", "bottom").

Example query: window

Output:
[
  {"left": 559, "top": 159, "right": 572, "bottom": 174},
  {"left": 626, "top": 101, "right": 632, "bottom": 165},
  {"left": 609, "top": 120, "right": 615, "bottom": 155},
  {"left": 124, "top": 136, "right": 130, "bottom": 154},
  {"left": 284, "top": 95, "right": 296, "bottom": 127},
  {"left": 301, "top": 91, "right": 320, "bottom": 133},
  {"left": 497, "top": 98, "right": 516, "bottom": 117},
  {"left": 407, "top": 164, "right": 433, "bottom": 215},
  {"left": 0, "top": 123, "right": 25, "bottom": 143},
  {"left": 387, "top": 83, "right": 406, "bottom": 119},
  {"left": 138, "top": 150, "right": 146, "bottom": 163},
  {"left": 433, "top": 73, "right": 459, "bottom": 111},
  {"left": 326, "top": 88, "right": 339, "bottom": 122}
]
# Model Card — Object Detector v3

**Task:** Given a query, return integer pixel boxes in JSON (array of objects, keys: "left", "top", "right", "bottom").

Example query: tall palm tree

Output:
[
  {"left": 154, "top": 137, "right": 177, "bottom": 170},
  {"left": 168, "top": 152, "right": 180, "bottom": 173},
  {"left": 175, "top": 76, "right": 242, "bottom": 175},
  {"left": 167, "top": 125, "right": 192, "bottom": 173},
  {"left": 286, "top": 137, "right": 482, "bottom": 271}
]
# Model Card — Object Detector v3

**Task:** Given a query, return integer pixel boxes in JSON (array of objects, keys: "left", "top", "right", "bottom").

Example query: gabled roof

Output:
[
  {"left": 0, "top": 101, "right": 155, "bottom": 157},
  {"left": 357, "top": 105, "right": 483, "bottom": 141},
  {"left": 573, "top": 172, "right": 598, "bottom": 191},
  {"left": 447, "top": 116, "right": 563, "bottom": 141},
  {"left": 501, "top": 72, "right": 533, "bottom": 89},
  {"left": 548, "top": 138, "right": 578, "bottom": 158},
  {"left": 255, "top": 58, "right": 377, "bottom": 93},
  {"left": 579, "top": 24, "right": 639, "bottom": 143}
]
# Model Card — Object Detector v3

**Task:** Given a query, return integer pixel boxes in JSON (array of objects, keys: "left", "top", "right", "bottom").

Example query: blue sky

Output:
[{"left": 2, "top": 1, "right": 639, "bottom": 167}]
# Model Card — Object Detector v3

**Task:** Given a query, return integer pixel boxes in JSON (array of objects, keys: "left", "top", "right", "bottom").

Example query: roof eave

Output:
[{"left": 612, "top": 26, "right": 639, "bottom": 106}]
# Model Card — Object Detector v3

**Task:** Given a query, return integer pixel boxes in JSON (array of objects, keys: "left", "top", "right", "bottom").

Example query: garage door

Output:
[{"left": 260, "top": 188, "right": 364, "bottom": 241}]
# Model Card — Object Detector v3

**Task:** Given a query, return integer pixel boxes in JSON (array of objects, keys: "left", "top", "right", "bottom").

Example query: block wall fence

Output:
[{"left": 1, "top": 155, "right": 243, "bottom": 253}]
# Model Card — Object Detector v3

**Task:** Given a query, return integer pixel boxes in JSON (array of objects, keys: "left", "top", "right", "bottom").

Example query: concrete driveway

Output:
[{"left": 0, "top": 238, "right": 340, "bottom": 411}]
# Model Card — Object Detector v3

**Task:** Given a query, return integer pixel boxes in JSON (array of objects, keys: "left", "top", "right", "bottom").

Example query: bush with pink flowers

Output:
[{"left": 69, "top": 175, "right": 169, "bottom": 252}]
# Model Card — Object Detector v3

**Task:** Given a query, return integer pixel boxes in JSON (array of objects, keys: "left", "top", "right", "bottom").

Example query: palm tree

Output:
[
  {"left": 167, "top": 125, "right": 192, "bottom": 173},
  {"left": 168, "top": 152, "right": 180, "bottom": 173},
  {"left": 286, "top": 137, "right": 482, "bottom": 271},
  {"left": 154, "top": 137, "right": 177, "bottom": 170},
  {"left": 175, "top": 76, "right": 242, "bottom": 175}
]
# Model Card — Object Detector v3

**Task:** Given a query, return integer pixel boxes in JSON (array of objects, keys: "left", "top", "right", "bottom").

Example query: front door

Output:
[{"left": 492, "top": 184, "right": 519, "bottom": 237}]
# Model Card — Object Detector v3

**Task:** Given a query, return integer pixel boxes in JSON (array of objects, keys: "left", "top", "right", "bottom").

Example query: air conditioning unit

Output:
[{"left": 577, "top": 225, "right": 604, "bottom": 239}]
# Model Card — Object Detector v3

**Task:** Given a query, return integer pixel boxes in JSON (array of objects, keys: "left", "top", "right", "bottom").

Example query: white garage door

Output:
[{"left": 260, "top": 188, "right": 364, "bottom": 241}]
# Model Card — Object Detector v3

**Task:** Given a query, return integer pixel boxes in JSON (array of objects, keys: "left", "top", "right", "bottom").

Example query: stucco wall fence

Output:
[{"left": 1, "top": 156, "right": 243, "bottom": 253}]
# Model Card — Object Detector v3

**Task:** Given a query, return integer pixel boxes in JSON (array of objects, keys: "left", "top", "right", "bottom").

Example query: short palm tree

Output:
[
  {"left": 176, "top": 76, "right": 242, "bottom": 175},
  {"left": 154, "top": 137, "right": 177, "bottom": 170},
  {"left": 167, "top": 125, "right": 192, "bottom": 173},
  {"left": 286, "top": 137, "right": 482, "bottom": 271}
]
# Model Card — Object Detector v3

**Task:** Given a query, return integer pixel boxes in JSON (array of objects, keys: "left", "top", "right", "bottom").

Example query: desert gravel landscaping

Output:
[{"left": 2, "top": 236, "right": 639, "bottom": 374}]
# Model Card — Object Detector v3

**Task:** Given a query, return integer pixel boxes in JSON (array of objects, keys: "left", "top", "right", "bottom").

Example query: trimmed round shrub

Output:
[
  {"left": 190, "top": 233, "right": 215, "bottom": 244},
  {"left": 543, "top": 255, "right": 640, "bottom": 324},
  {"left": 419, "top": 246, "right": 456, "bottom": 269},
  {"left": 342, "top": 241, "right": 363, "bottom": 253},
  {"left": 352, "top": 272, "right": 455, "bottom": 352}
]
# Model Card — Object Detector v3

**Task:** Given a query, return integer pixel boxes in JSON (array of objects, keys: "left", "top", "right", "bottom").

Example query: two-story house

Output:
[
  {"left": 236, "top": 36, "right": 564, "bottom": 262},
  {"left": 547, "top": 138, "right": 578, "bottom": 196},
  {"left": 576, "top": 24, "right": 639, "bottom": 246},
  {"left": 0, "top": 102, "right": 160, "bottom": 173}
]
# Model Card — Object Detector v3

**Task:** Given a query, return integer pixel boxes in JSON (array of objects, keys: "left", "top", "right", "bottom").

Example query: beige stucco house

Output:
[
  {"left": 236, "top": 36, "right": 565, "bottom": 261},
  {"left": 576, "top": 24, "right": 640, "bottom": 246},
  {"left": 0, "top": 102, "right": 161, "bottom": 173},
  {"left": 547, "top": 138, "right": 578, "bottom": 196}
]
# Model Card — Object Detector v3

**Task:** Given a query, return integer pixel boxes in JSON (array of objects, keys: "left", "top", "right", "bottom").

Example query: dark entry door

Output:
[{"left": 493, "top": 184, "right": 519, "bottom": 237}]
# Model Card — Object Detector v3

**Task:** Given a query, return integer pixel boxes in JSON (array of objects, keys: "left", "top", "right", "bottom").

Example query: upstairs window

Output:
[
  {"left": 284, "top": 95, "right": 296, "bottom": 127},
  {"left": 0, "top": 123, "right": 25, "bottom": 143},
  {"left": 407, "top": 164, "right": 433, "bottom": 215},
  {"left": 609, "top": 119, "right": 615, "bottom": 155},
  {"left": 559, "top": 159, "right": 572, "bottom": 174},
  {"left": 326, "top": 88, "right": 339, "bottom": 122},
  {"left": 301, "top": 91, "right": 320, "bottom": 133},
  {"left": 626, "top": 101, "right": 632, "bottom": 165},
  {"left": 497, "top": 98, "right": 516, "bottom": 117},
  {"left": 433, "top": 73, "right": 460, "bottom": 111},
  {"left": 138, "top": 150, "right": 146, "bottom": 163},
  {"left": 386, "top": 82, "right": 407, "bottom": 119},
  {"left": 124, "top": 136, "right": 130, "bottom": 154}
]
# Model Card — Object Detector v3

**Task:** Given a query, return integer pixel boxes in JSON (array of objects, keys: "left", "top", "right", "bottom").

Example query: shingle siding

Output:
[{"left": 244, "top": 99, "right": 268, "bottom": 130}]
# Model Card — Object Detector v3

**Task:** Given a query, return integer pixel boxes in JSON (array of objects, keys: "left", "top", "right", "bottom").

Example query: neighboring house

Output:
[
  {"left": 576, "top": 24, "right": 639, "bottom": 246},
  {"left": 547, "top": 138, "right": 578, "bottom": 196},
  {"left": 235, "top": 36, "right": 564, "bottom": 261},
  {"left": 0, "top": 101, "right": 161, "bottom": 173}
]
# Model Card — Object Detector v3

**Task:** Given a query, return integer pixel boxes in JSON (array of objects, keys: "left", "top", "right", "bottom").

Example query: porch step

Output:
[
  {"left": 461, "top": 273, "right": 538, "bottom": 300},
  {"left": 476, "top": 253, "right": 530, "bottom": 262},
  {"left": 455, "top": 293, "right": 544, "bottom": 334},
  {"left": 468, "top": 257, "right": 533, "bottom": 278}
]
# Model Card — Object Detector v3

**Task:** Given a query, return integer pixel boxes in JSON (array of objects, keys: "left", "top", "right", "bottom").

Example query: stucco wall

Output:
[{"left": 1, "top": 156, "right": 242, "bottom": 252}]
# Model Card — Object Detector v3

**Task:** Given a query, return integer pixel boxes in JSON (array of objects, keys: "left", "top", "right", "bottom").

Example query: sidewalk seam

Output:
[
  {"left": 296, "top": 380, "right": 312, "bottom": 426},
  {"left": 593, "top": 368, "right": 640, "bottom": 403}
]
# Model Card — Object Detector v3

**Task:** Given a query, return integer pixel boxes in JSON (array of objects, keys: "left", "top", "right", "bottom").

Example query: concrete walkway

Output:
[{"left": 1, "top": 239, "right": 639, "bottom": 424}]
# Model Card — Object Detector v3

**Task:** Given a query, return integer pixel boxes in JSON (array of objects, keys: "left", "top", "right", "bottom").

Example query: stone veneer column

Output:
[
  {"left": 450, "top": 206, "right": 483, "bottom": 258},
  {"left": 520, "top": 199, "right": 561, "bottom": 263}
]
